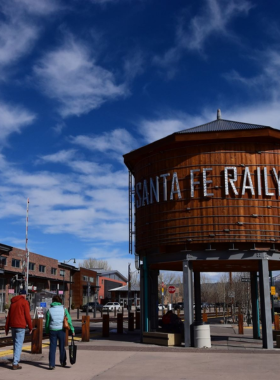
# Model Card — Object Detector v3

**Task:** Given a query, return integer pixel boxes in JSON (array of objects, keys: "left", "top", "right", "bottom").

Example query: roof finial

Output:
[{"left": 217, "top": 109, "right": 222, "bottom": 120}]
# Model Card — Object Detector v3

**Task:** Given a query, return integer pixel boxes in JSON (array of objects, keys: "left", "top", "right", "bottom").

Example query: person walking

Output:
[
  {"left": 45, "top": 295, "right": 75, "bottom": 370},
  {"left": 5, "top": 289, "right": 33, "bottom": 370}
]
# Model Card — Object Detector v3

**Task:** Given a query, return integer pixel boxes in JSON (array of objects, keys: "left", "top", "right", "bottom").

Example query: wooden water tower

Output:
[{"left": 124, "top": 111, "right": 280, "bottom": 349}]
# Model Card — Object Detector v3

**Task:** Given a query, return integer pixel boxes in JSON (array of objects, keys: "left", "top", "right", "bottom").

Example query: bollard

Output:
[
  {"left": 202, "top": 312, "right": 207, "bottom": 323},
  {"left": 128, "top": 312, "right": 134, "bottom": 331},
  {"left": 31, "top": 318, "right": 43, "bottom": 354},
  {"left": 103, "top": 314, "right": 110, "bottom": 337},
  {"left": 114, "top": 307, "right": 116, "bottom": 317},
  {"left": 77, "top": 308, "right": 79, "bottom": 320},
  {"left": 82, "top": 315, "right": 90, "bottom": 342},
  {"left": 101, "top": 308, "right": 103, "bottom": 318},
  {"left": 275, "top": 314, "right": 280, "bottom": 331},
  {"left": 238, "top": 314, "right": 244, "bottom": 334},
  {"left": 117, "top": 313, "right": 123, "bottom": 334},
  {"left": 136, "top": 311, "right": 140, "bottom": 330},
  {"left": 65, "top": 328, "right": 69, "bottom": 347}
]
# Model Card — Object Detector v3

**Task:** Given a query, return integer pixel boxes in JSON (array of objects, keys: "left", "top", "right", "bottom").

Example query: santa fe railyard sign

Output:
[{"left": 135, "top": 166, "right": 280, "bottom": 208}]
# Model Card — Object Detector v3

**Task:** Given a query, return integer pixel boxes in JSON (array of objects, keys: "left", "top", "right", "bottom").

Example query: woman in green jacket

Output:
[{"left": 45, "top": 295, "right": 75, "bottom": 370}]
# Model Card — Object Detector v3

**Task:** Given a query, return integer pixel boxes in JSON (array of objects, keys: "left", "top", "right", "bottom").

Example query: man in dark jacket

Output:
[{"left": 5, "top": 289, "right": 33, "bottom": 370}]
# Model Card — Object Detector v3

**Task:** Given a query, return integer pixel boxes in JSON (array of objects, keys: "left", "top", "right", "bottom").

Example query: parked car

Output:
[
  {"left": 82, "top": 302, "right": 103, "bottom": 312},
  {"left": 173, "top": 302, "right": 184, "bottom": 310},
  {"left": 158, "top": 304, "right": 166, "bottom": 311},
  {"left": 103, "top": 302, "right": 121, "bottom": 311},
  {"left": 201, "top": 302, "right": 209, "bottom": 310}
]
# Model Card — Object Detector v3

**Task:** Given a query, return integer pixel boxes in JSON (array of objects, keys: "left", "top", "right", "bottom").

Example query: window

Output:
[
  {"left": 89, "top": 277, "right": 94, "bottom": 283},
  {"left": 0, "top": 257, "right": 7, "bottom": 266},
  {"left": 29, "top": 262, "right": 35, "bottom": 271},
  {"left": 50, "top": 283, "right": 57, "bottom": 291},
  {"left": 12, "top": 259, "right": 20, "bottom": 268},
  {"left": 60, "top": 270, "right": 65, "bottom": 276},
  {"left": 39, "top": 265, "right": 45, "bottom": 273},
  {"left": 51, "top": 268, "right": 57, "bottom": 275},
  {"left": 83, "top": 276, "right": 88, "bottom": 281}
]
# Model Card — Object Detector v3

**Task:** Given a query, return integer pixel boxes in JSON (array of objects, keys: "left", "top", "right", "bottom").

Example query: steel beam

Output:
[
  {"left": 250, "top": 272, "right": 260, "bottom": 339},
  {"left": 259, "top": 259, "right": 273, "bottom": 349},
  {"left": 194, "top": 272, "right": 202, "bottom": 323},
  {"left": 183, "top": 259, "right": 193, "bottom": 347}
]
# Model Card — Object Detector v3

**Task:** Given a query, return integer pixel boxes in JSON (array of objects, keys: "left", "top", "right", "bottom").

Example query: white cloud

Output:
[
  {"left": 0, "top": 102, "right": 36, "bottom": 141},
  {"left": 0, "top": 20, "right": 38, "bottom": 70},
  {"left": 224, "top": 102, "right": 280, "bottom": 129},
  {"left": 154, "top": 0, "right": 252, "bottom": 71},
  {"left": 71, "top": 129, "right": 138, "bottom": 155},
  {"left": 33, "top": 37, "right": 128, "bottom": 118},
  {"left": 224, "top": 50, "right": 280, "bottom": 101},
  {"left": 138, "top": 113, "right": 209, "bottom": 143},
  {"left": 37, "top": 149, "right": 78, "bottom": 164},
  {"left": 0, "top": 0, "right": 61, "bottom": 73},
  {"left": 0, "top": 147, "right": 129, "bottom": 244},
  {"left": 10, "top": 0, "right": 61, "bottom": 15},
  {"left": 79, "top": 246, "right": 132, "bottom": 278}
]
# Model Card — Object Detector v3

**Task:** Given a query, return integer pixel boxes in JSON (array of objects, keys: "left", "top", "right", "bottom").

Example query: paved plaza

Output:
[{"left": 0, "top": 313, "right": 279, "bottom": 380}]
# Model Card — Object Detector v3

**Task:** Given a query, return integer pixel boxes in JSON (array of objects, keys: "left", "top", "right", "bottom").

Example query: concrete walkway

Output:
[{"left": 0, "top": 323, "right": 279, "bottom": 380}]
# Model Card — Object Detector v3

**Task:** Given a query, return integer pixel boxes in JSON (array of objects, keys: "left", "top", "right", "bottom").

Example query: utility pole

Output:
[
  {"left": 24, "top": 199, "right": 30, "bottom": 294},
  {"left": 128, "top": 263, "right": 131, "bottom": 312}
]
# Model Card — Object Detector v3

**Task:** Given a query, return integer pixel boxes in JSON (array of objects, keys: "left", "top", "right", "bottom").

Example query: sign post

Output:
[
  {"left": 168, "top": 285, "right": 176, "bottom": 306},
  {"left": 161, "top": 282, "right": 164, "bottom": 317}
]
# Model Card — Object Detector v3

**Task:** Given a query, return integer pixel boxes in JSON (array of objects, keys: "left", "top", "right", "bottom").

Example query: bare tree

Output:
[
  {"left": 79, "top": 258, "right": 111, "bottom": 270},
  {"left": 130, "top": 270, "right": 140, "bottom": 286},
  {"left": 158, "top": 271, "right": 183, "bottom": 303},
  {"left": 200, "top": 274, "right": 213, "bottom": 304}
]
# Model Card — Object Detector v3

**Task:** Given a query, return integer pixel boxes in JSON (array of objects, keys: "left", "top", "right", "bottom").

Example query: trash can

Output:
[{"left": 193, "top": 324, "right": 211, "bottom": 348}]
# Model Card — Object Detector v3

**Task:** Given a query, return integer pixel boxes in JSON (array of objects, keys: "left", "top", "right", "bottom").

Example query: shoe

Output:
[
  {"left": 61, "top": 361, "right": 67, "bottom": 367},
  {"left": 12, "top": 364, "right": 22, "bottom": 370},
  {"left": 49, "top": 366, "right": 55, "bottom": 370}
]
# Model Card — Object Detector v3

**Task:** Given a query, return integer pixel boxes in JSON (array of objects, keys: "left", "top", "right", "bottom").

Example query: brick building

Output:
[
  {"left": 96, "top": 269, "right": 127, "bottom": 304},
  {"left": 72, "top": 268, "right": 98, "bottom": 308},
  {"left": 0, "top": 243, "right": 76, "bottom": 312},
  {"left": 0, "top": 243, "right": 128, "bottom": 312}
]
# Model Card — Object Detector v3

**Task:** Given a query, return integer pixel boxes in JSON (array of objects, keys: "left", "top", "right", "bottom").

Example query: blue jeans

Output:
[
  {"left": 11, "top": 328, "right": 25, "bottom": 365},
  {"left": 49, "top": 330, "right": 66, "bottom": 367}
]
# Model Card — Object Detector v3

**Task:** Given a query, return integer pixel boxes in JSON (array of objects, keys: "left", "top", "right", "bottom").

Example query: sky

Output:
[{"left": 0, "top": 0, "right": 280, "bottom": 278}]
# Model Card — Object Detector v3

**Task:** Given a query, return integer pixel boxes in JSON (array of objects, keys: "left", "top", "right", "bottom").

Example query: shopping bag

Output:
[{"left": 69, "top": 335, "right": 77, "bottom": 365}]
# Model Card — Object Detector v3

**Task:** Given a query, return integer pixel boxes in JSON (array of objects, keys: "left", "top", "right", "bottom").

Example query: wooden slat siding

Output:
[{"left": 133, "top": 140, "right": 280, "bottom": 253}]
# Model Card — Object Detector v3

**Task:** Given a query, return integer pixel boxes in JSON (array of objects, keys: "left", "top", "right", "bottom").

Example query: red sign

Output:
[{"left": 168, "top": 285, "right": 176, "bottom": 294}]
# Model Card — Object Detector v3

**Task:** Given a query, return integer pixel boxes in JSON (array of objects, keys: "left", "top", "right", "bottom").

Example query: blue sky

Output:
[{"left": 0, "top": 0, "right": 280, "bottom": 277}]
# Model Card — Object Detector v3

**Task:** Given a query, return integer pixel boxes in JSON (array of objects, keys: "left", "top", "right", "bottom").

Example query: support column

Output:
[
  {"left": 194, "top": 271, "right": 202, "bottom": 323},
  {"left": 143, "top": 256, "right": 149, "bottom": 332},
  {"left": 259, "top": 258, "right": 273, "bottom": 349},
  {"left": 149, "top": 270, "right": 159, "bottom": 331},
  {"left": 140, "top": 264, "right": 145, "bottom": 341},
  {"left": 183, "top": 259, "right": 193, "bottom": 347},
  {"left": 250, "top": 272, "right": 260, "bottom": 339}
]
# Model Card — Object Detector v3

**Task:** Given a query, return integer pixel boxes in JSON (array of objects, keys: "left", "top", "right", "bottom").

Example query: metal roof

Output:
[
  {"left": 177, "top": 119, "right": 272, "bottom": 134},
  {"left": 108, "top": 284, "right": 140, "bottom": 292}
]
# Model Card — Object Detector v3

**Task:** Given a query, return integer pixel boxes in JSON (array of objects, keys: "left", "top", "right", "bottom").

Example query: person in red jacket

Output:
[{"left": 5, "top": 289, "right": 33, "bottom": 370}]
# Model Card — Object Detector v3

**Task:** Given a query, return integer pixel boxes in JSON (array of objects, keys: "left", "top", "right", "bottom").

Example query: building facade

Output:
[{"left": 0, "top": 243, "right": 74, "bottom": 312}]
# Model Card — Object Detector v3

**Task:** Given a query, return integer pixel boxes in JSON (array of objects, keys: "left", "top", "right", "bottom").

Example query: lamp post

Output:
[{"left": 63, "top": 259, "right": 76, "bottom": 311}]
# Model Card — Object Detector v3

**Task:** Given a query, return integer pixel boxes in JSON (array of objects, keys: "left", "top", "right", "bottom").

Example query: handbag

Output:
[
  {"left": 69, "top": 335, "right": 77, "bottom": 365},
  {"left": 63, "top": 308, "right": 70, "bottom": 330}
]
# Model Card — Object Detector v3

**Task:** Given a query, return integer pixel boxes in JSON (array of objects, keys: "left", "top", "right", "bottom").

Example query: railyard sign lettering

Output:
[{"left": 136, "top": 166, "right": 280, "bottom": 208}]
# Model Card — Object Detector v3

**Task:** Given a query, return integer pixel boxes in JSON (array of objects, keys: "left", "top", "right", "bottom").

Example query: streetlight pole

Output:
[{"left": 63, "top": 258, "right": 76, "bottom": 311}]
